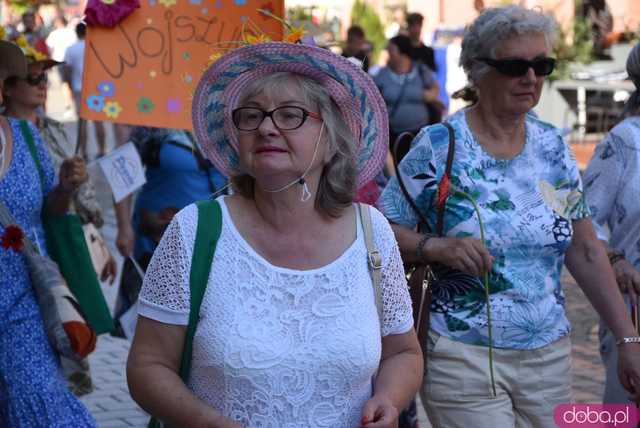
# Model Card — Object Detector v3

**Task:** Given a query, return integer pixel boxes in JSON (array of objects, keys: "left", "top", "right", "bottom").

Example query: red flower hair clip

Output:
[{"left": 1, "top": 225, "right": 25, "bottom": 252}]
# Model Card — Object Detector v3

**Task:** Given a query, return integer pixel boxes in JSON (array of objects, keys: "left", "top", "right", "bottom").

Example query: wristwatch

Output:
[
  {"left": 608, "top": 249, "right": 626, "bottom": 266},
  {"left": 616, "top": 337, "right": 640, "bottom": 346}
]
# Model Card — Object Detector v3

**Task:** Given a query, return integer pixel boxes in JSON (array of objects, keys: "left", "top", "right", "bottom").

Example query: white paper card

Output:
[{"left": 97, "top": 142, "right": 146, "bottom": 203}]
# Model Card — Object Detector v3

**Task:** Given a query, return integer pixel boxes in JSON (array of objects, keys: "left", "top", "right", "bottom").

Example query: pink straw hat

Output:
[{"left": 191, "top": 41, "right": 388, "bottom": 188}]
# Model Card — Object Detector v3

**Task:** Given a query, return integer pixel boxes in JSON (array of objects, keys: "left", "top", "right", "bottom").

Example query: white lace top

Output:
[{"left": 138, "top": 197, "right": 413, "bottom": 428}]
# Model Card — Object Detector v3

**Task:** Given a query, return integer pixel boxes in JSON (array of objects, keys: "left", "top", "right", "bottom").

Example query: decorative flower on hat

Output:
[
  {"left": 84, "top": 0, "right": 140, "bottom": 28},
  {"left": 203, "top": 9, "right": 307, "bottom": 69},
  {"left": 1, "top": 225, "right": 25, "bottom": 252},
  {"left": 103, "top": 101, "right": 123, "bottom": 118},
  {"left": 14, "top": 35, "right": 28, "bottom": 48},
  {"left": 283, "top": 24, "right": 305, "bottom": 44},
  {"left": 244, "top": 33, "right": 271, "bottom": 45},
  {"left": 5, "top": 33, "right": 50, "bottom": 64}
]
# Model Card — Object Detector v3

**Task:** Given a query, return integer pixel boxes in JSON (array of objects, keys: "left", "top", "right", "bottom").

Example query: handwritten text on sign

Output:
[{"left": 82, "top": 1, "right": 284, "bottom": 130}]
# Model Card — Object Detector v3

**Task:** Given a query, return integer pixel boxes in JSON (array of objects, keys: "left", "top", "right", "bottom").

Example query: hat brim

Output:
[
  {"left": 192, "top": 42, "right": 388, "bottom": 188},
  {"left": 29, "top": 58, "right": 64, "bottom": 70},
  {"left": 0, "top": 41, "right": 27, "bottom": 80}
]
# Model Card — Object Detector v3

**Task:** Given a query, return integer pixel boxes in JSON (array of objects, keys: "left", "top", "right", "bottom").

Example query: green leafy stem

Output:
[{"left": 453, "top": 187, "right": 498, "bottom": 398}]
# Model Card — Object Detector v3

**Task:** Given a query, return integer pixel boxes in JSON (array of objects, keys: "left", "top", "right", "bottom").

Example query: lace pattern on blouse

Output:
[{"left": 139, "top": 198, "right": 412, "bottom": 427}]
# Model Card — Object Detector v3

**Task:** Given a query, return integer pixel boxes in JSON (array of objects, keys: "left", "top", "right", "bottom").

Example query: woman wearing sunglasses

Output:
[
  {"left": 380, "top": 5, "right": 640, "bottom": 426},
  {"left": 0, "top": 39, "right": 97, "bottom": 427},
  {"left": 2, "top": 41, "right": 117, "bottom": 397}
]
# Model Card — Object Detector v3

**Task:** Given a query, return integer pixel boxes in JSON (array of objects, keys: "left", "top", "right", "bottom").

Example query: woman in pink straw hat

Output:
[{"left": 127, "top": 38, "right": 422, "bottom": 427}]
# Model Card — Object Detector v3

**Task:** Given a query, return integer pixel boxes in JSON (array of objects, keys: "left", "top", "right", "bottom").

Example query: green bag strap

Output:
[
  {"left": 179, "top": 199, "right": 222, "bottom": 380},
  {"left": 19, "top": 120, "right": 46, "bottom": 191},
  {"left": 148, "top": 199, "right": 221, "bottom": 428}
]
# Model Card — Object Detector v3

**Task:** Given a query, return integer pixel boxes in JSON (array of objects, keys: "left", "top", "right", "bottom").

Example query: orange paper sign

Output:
[{"left": 81, "top": 0, "right": 284, "bottom": 129}]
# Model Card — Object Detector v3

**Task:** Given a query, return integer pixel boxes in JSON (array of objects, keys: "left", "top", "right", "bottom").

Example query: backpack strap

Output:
[
  {"left": 358, "top": 203, "right": 383, "bottom": 328},
  {"left": 178, "top": 199, "right": 222, "bottom": 382}
]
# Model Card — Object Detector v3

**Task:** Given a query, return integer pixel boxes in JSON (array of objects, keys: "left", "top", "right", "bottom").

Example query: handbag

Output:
[
  {"left": 392, "top": 122, "right": 456, "bottom": 343},
  {"left": 149, "top": 202, "right": 383, "bottom": 428},
  {"left": 20, "top": 120, "right": 115, "bottom": 334},
  {"left": 0, "top": 201, "right": 97, "bottom": 361},
  {"left": 393, "top": 124, "right": 456, "bottom": 428}
]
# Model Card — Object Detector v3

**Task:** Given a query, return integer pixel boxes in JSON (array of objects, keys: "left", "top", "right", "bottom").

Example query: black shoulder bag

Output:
[{"left": 392, "top": 122, "right": 456, "bottom": 348}]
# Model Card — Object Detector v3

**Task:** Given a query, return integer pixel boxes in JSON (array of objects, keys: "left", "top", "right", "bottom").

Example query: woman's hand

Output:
[
  {"left": 116, "top": 222, "right": 135, "bottom": 257},
  {"left": 426, "top": 236, "right": 494, "bottom": 277},
  {"left": 359, "top": 394, "right": 399, "bottom": 428},
  {"left": 100, "top": 255, "right": 118, "bottom": 285},
  {"left": 613, "top": 259, "right": 640, "bottom": 300},
  {"left": 59, "top": 156, "right": 88, "bottom": 194},
  {"left": 617, "top": 343, "right": 640, "bottom": 401}
]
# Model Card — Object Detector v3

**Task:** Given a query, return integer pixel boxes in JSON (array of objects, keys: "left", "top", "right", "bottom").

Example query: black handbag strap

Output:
[
  {"left": 388, "top": 72, "right": 410, "bottom": 120},
  {"left": 392, "top": 122, "right": 456, "bottom": 236}
]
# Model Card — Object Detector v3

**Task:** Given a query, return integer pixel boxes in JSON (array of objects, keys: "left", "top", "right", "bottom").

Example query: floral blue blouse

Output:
[
  {"left": 379, "top": 109, "right": 590, "bottom": 350},
  {"left": 584, "top": 116, "right": 640, "bottom": 269}
]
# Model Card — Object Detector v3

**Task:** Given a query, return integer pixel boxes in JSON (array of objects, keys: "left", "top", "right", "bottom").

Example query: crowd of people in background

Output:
[{"left": 3, "top": 2, "right": 640, "bottom": 428}]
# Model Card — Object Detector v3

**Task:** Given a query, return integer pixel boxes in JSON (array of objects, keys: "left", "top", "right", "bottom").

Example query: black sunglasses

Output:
[
  {"left": 479, "top": 57, "right": 556, "bottom": 77},
  {"left": 24, "top": 73, "right": 48, "bottom": 86}
]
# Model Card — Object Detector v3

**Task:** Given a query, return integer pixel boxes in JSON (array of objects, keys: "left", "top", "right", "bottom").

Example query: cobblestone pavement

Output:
[{"left": 47, "top": 79, "right": 605, "bottom": 427}]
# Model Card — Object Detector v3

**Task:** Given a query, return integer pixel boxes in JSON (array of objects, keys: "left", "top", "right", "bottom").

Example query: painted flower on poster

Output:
[
  {"left": 158, "top": 0, "right": 176, "bottom": 8},
  {"left": 167, "top": 98, "right": 182, "bottom": 113},
  {"left": 137, "top": 97, "right": 155, "bottom": 113},
  {"left": 87, "top": 95, "right": 106, "bottom": 112},
  {"left": 103, "top": 101, "right": 123, "bottom": 119},
  {"left": 98, "top": 81, "right": 115, "bottom": 97}
]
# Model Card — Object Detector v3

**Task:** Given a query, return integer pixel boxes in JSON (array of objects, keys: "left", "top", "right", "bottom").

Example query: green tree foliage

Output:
[
  {"left": 550, "top": 7, "right": 594, "bottom": 80},
  {"left": 350, "top": 0, "right": 386, "bottom": 62}
]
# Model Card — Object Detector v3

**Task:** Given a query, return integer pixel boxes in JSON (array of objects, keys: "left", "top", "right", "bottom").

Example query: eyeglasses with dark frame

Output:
[
  {"left": 478, "top": 57, "right": 556, "bottom": 77},
  {"left": 232, "top": 106, "right": 322, "bottom": 131},
  {"left": 24, "top": 73, "right": 48, "bottom": 86}
]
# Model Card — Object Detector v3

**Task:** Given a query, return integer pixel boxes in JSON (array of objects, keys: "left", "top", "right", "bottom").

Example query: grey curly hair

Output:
[
  {"left": 231, "top": 72, "right": 357, "bottom": 218},
  {"left": 460, "top": 5, "right": 558, "bottom": 86}
]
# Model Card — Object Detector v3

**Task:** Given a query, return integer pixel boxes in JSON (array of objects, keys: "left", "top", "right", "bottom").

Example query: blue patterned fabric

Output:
[
  {"left": 0, "top": 118, "right": 96, "bottom": 427},
  {"left": 584, "top": 116, "right": 640, "bottom": 268},
  {"left": 379, "top": 110, "right": 590, "bottom": 350},
  {"left": 129, "top": 127, "right": 227, "bottom": 260}
]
